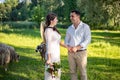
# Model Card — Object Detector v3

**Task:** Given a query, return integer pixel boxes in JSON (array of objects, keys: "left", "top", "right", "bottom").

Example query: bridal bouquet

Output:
[{"left": 46, "top": 62, "right": 61, "bottom": 78}]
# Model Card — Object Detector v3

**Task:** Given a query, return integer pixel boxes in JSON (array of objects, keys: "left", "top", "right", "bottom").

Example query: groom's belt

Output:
[{"left": 77, "top": 49, "right": 86, "bottom": 52}]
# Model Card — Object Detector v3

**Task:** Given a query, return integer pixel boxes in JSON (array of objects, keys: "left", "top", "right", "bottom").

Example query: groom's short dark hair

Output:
[{"left": 71, "top": 10, "right": 81, "bottom": 16}]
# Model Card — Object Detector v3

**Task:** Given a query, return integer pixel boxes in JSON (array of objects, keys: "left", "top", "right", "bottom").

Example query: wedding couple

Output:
[{"left": 42, "top": 10, "right": 91, "bottom": 80}]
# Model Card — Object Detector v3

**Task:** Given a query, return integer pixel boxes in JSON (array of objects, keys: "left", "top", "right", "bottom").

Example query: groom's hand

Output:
[
  {"left": 72, "top": 45, "right": 82, "bottom": 53},
  {"left": 71, "top": 47, "right": 78, "bottom": 53}
]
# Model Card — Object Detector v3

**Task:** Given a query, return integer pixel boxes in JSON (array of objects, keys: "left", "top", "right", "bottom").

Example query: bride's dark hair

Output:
[{"left": 45, "top": 12, "right": 60, "bottom": 34}]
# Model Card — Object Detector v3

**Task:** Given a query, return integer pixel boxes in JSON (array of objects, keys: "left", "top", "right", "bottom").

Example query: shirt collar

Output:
[{"left": 71, "top": 21, "right": 83, "bottom": 29}]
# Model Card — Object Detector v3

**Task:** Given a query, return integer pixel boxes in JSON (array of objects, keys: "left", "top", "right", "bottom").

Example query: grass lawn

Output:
[{"left": 0, "top": 27, "right": 120, "bottom": 80}]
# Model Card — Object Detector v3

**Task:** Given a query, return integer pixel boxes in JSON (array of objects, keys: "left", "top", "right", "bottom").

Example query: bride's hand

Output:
[{"left": 46, "top": 59, "right": 51, "bottom": 65}]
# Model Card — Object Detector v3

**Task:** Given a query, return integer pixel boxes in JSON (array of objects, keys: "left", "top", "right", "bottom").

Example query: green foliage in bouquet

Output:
[{"left": 46, "top": 62, "right": 61, "bottom": 78}]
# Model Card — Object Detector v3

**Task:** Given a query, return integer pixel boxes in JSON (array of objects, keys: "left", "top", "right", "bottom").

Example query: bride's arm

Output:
[
  {"left": 45, "top": 29, "right": 53, "bottom": 65},
  {"left": 60, "top": 41, "right": 68, "bottom": 48},
  {"left": 46, "top": 53, "right": 51, "bottom": 65}
]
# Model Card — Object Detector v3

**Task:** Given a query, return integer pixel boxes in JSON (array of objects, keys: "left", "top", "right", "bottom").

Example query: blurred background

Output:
[{"left": 0, "top": 0, "right": 120, "bottom": 30}]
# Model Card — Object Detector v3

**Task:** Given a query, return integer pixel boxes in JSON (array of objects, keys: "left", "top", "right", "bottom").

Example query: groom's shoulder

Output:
[
  {"left": 67, "top": 24, "right": 73, "bottom": 30},
  {"left": 83, "top": 21, "right": 90, "bottom": 26}
]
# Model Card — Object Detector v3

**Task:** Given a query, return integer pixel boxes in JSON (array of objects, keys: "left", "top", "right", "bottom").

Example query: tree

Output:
[
  {"left": 30, "top": 5, "right": 45, "bottom": 23},
  {"left": 10, "top": 0, "right": 31, "bottom": 21},
  {"left": 0, "top": 0, "right": 18, "bottom": 21}
]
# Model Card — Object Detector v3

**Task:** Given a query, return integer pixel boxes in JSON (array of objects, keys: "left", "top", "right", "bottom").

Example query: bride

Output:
[{"left": 41, "top": 12, "right": 67, "bottom": 80}]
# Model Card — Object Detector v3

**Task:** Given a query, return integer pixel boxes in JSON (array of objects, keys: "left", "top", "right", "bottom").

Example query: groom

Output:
[{"left": 65, "top": 10, "right": 91, "bottom": 80}]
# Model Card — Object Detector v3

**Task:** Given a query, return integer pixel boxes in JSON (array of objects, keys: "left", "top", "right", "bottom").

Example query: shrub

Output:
[{"left": 1, "top": 21, "right": 39, "bottom": 29}]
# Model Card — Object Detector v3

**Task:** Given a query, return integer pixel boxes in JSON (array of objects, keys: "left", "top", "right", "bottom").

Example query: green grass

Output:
[{"left": 0, "top": 27, "right": 120, "bottom": 80}]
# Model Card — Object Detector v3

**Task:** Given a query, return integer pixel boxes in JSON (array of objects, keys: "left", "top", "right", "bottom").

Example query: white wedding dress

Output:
[{"left": 44, "top": 28, "right": 61, "bottom": 80}]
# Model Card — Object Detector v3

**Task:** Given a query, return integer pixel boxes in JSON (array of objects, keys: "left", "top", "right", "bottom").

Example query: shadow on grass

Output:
[
  {"left": 61, "top": 55, "right": 71, "bottom": 80},
  {"left": 91, "top": 31, "right": 120, "bottom": 46},
  {"left": 0, "top": 28, "right": 40, "bottom": 38},
  {"left": 0, "top": 54, "right": 120, "bottom": 80},
  {"left": 0, "top": 28, "right": 66, "bottom": 39},
  {"left": 1, "top": 28, "right": 120, "bottom": 47},
  {"left": 92, "top": 31, "right": 120, "bottom": 37},
  {"left": 0, "top": 70, "right": 29, "bottom": 80},
  {"left": 60, "top": 56, "right": 120, "bottom": 80},
  {"left": 0, "top": 43, "right": 45, "bottom": 80},
  {"left": 0, "top": 55, "right": 45, "bottom": 80},
  {"left": 88, "top": 57, "right": 120, "bottom": 80}
]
